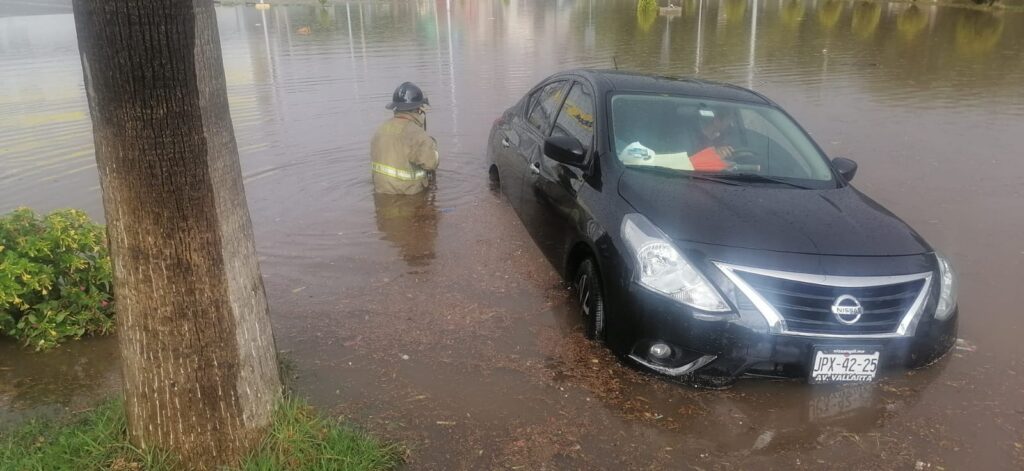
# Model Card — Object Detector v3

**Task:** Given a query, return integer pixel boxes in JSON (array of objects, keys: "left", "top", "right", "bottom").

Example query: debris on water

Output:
[
  {"left": 291, "top": 286, "right": 306, "bottom": 293},
  {"left": 752, "top": 430, "right": 775, "bottom": 451},
  {"left": 915, "top": 460, "right": 928, "bottom": 470},
  {"left": 401, "top": 354, "right": 410, "bottom": 360},
  {"left": 342, "top": 336, "right": 362, "bottom": 347},
  {"left": 436, "top": 421, "right": 456, "bottom": 425},
  {"left": 955, "top": 339, "right": 977, "bottom": 352}
]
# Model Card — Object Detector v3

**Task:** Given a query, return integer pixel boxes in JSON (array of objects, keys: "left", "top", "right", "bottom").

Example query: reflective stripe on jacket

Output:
[
  {"left": 371, "top": 162, "right": 427, "bottom": 181},
  {"left": 370, "top": 112, "right": 439, "bottom": 195}
]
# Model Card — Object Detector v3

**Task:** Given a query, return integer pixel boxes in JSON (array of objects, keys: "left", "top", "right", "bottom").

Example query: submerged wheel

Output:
[
  {"left": 488, "top": 165, "right": 501, "bottom": 193},
  {"left": 574, "top": 258, "right": 606, "bottom": 341}
]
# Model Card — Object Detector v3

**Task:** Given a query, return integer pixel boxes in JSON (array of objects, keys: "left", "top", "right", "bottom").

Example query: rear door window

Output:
[{"left": 526, "top": 81, "right": 568, "bottom": 135}]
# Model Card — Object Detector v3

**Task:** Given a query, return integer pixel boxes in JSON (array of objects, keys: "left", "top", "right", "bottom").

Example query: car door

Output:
[
  {"left": 504, "top": 80, "right": 569, "bottom": 213},
  {"left": 522, "top": 79, "right": 596, "bottom": 266},
  {"left": 491, "top": 96, "right": 527, "bottom": 208}
]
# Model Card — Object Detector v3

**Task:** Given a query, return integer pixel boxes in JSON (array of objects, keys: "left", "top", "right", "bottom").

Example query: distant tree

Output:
[{"left": 72, "top": 0, "right": 281, "bottom": 468}]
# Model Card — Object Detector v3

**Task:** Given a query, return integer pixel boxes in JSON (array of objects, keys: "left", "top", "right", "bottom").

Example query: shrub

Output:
[{"left": 0, "top": 208, "right": 114, "bottom": 350}]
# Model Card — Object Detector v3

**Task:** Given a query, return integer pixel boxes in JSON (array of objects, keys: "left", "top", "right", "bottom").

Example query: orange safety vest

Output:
[{"left": 690, "top": 147, "right": 729, "bottom": 172}]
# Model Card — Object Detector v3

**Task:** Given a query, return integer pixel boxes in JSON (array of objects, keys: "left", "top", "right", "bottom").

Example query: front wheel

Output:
[{"left": 574, "top": 258, "right": 606, "bottom": 341}]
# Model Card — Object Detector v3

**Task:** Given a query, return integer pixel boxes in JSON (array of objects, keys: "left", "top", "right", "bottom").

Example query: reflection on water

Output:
[
  {"left": 779, "top": 0, "right": 805, "bottom": 27},
  {"left": 956, "top": 9, "right": 1006, "bottom": 56},
  {"left": 0, "top": 337, "right": 120, "bottom": 427},
  {"left": 818, "top": 0, "right": 844, "bottom": 29},
  {"left": 636, "top": 1, "right": 657, "bottom": 32},
  {"left": 724, "top": 0, "right": 749, "bottom": 23},
  {"left": 373, "top": 191, "right": 439, "bottom": 267},
  {"left": 851, "top": 0, "right": 882, "bottom": 38},
  {"left": 1, "top": 0, "right": 1023, "bottom": 468},
  {"left": 897, "top": 5, "right": 928, "bottom": 40}
]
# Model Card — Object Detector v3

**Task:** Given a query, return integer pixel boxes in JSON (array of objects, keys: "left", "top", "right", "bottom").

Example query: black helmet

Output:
[{"left": 386, "top": 82, "right": 430, "bottom": 112}]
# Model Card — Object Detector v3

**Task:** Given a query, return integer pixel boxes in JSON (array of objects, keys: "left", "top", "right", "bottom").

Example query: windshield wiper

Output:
[
  {"left": 684, "top": 174, "right": 745, "bottom": 186},
  {"left": 702, "top": 173, "right": 811, "bottom": 189},
  {"left": 624, "top": 166, "right": 807, "bottom": 188},
  {"left": 625, "top": 166, "right": 743, "bottom": 186}
]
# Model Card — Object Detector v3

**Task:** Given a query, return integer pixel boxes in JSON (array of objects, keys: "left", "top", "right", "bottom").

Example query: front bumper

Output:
[{"left": 610, "top": 282, "right": 958, "bottom": 382}]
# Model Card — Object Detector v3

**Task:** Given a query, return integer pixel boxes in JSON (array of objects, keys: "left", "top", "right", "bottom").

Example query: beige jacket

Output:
[{"left": 370, "top": 112, "right": 439, "bottom": 195}]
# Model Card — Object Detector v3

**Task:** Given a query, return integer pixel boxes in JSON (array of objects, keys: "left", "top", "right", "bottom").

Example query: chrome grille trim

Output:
[{"left": 713, "top": 262, "right": 933, "bottom": 339}]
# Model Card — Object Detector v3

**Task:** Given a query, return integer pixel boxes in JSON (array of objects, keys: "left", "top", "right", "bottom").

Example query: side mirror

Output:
[
  {"left": 544, "top": 135, "right": 587, "bottom": 168},
  {"left": 832, "top": 157, "right": 858, "bottom": 182}
]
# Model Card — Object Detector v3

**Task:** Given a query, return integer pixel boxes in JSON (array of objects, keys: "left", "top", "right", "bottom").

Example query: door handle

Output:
[
  {"left": 501, "top": 137, "right": 511, "bottom": 148},
  {"left": 529, "top": 162, "right": 541, "bottom": 175}
]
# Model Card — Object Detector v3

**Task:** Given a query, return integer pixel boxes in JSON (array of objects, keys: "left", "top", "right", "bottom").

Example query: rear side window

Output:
[
  {"left": 551, "top": 82, "right": 595, "bottom": 153},
  {"left": 527, "top": 81, "right": 567, "bottom": 134}
]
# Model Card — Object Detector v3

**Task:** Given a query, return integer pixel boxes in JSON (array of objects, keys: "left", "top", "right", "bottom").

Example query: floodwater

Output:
[{"left": 2, "top": 0, "right": 1024, "bottom": 468}]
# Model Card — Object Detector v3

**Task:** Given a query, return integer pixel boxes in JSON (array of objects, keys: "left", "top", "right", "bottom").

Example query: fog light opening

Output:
[{"left": 649, "top": 342, "right": 672, "bottom": 361}]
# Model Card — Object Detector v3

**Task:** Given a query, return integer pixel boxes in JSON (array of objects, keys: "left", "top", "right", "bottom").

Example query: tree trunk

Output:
[{"left": 72, "top": 0, "right": 281, "bottom": 468}]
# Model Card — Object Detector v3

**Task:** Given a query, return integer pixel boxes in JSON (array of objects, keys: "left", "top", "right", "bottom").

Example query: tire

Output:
[
  {"left": 574, "top": 258, "right": 606, "bottom": 341},
  {"left": 488, "top": 165, "right": 501, "bottom": 193}
]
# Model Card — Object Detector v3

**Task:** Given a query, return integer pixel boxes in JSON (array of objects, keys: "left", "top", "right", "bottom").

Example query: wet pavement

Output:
[{"left": 2, "top": 0, "right": 1024, "bottom": 469}]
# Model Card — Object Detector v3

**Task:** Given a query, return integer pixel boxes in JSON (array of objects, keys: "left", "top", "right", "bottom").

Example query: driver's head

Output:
[{"left": 698, "top": 106, "right": 737, "bottom": 141}]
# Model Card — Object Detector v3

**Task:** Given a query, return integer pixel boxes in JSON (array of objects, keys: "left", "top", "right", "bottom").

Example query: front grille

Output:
[{"left": 736, "top": 271, "right": 927, "bottom": 335}]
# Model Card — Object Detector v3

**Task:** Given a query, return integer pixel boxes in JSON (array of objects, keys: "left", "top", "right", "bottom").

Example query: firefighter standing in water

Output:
[{"left": 371, "top": 82, "right": 439, "bottom": 195}]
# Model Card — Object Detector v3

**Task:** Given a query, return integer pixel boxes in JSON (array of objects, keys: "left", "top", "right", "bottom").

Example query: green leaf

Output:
[{"left": 0, "top": 208, "right": 114, "bottom": 349}]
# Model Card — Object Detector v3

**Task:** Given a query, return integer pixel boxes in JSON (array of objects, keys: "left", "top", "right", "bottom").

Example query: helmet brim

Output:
[{"left": 386, "top": 96, "right": 429, "bottom": 112}]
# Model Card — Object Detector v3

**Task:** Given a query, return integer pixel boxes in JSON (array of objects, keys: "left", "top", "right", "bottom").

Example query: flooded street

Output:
[{"left": 3, "top": 0, "right": 1024, "bottom": 468}]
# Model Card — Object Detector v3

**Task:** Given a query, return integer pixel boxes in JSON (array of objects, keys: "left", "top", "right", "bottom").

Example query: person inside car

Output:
[{"left": 690, "top": 106, "right": 739, "bottom": 172}]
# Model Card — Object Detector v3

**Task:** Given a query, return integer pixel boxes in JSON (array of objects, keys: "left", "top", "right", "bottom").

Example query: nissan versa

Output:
[{"left": 486, "top": 70, "right": 958, "bottom": 386}]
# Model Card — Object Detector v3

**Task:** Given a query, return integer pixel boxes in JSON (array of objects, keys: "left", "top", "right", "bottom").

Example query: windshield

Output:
[{"left": 610, "top": 94, "right": 835, "bottom": 187}]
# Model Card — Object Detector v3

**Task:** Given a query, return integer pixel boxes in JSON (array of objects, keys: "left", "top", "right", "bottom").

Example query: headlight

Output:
[
  {"left": 935, "top": 253, "right": 958, "bottom": 320},
  {"left": 621, "top": 214, "right": 729, "bottom": 312}
]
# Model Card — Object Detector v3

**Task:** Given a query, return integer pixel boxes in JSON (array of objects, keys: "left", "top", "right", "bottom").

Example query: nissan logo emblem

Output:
[{"left": 831, "top": 295, "right": 863, "bottom": 325}]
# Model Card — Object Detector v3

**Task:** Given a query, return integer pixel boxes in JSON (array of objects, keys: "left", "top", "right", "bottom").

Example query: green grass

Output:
[
  {"left": 0, "top": 401, "right": 175, "bottom": 471},
  {"left": 240, "top": 399, "right": 401, "bottom": 471},
  {"left": 0, "top": 398, "right": 401, "bottom": 471}
]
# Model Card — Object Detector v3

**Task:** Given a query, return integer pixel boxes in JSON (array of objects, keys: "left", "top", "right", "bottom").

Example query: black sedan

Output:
[{"left": 487, "top": 69, "right": 958, "bottom": 386}]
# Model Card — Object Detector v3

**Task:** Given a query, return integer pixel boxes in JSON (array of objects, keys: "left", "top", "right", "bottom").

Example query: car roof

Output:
[{"left": 558, "top": 69, "right": 773, "bottom": 106}]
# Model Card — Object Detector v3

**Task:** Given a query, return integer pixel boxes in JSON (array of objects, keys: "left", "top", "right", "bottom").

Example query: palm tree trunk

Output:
[{"left": 72, "top": 0, "right": 281, "bottom": 467}]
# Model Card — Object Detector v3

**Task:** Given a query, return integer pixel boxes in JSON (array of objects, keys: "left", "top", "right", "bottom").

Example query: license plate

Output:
[{"left": 809, "top": 347, "right": 880, "bottom": 384}]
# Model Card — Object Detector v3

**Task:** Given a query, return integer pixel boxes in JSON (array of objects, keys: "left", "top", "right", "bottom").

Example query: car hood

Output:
[{"left": 617, "top": 171, "right": 931, "bottom": 256}]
